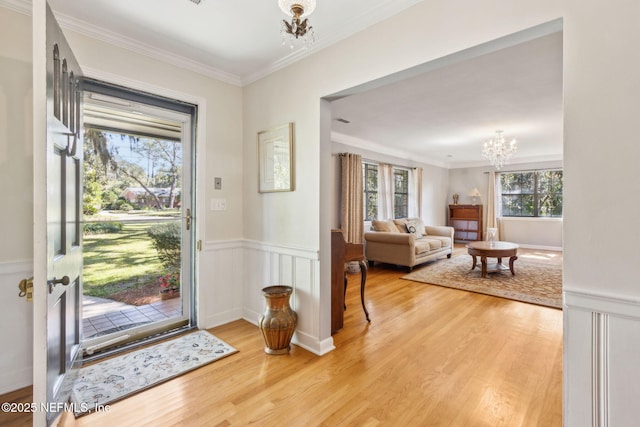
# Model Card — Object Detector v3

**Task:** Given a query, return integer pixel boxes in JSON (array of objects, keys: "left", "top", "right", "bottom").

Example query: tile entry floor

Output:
[{"left": 82, "top": 296, "right": 182, "bottom": 338}]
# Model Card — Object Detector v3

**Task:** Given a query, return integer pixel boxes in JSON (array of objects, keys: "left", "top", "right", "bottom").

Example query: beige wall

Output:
[
  {"left": 0, "top": 6, "right": 33, "bottom": 395},
  {"left": 0, "top": 5, "right": 244, "bottom": 393},
  {"left": 3, "top": 0, "right": 640, "bottom": 422},
  {"left": 243, "top": 0, "right": 640, "bottom": 423}
]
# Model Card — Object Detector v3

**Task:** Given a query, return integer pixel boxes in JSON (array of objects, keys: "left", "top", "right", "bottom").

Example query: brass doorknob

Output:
[{"left": 48, "top": 276, "right": 70, "bottom": 293}]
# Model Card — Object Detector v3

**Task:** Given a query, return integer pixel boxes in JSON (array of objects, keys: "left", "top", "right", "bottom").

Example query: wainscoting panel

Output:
[
  {"left": 199, "top": 241, "right": 244, "bottom": 329},
  {"left": 242, "top": 240, "right": 328, "bottom": 354},
  {"left": 0, "top": 259, "right": 33, "bottom": 394},
  {"left": 564, "top": 289, "right": 640, "bottom": 427}
]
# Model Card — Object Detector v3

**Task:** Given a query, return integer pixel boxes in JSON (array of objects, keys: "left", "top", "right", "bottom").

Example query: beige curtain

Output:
[
  {"left": 486, "top": 171, "right": 501, "bottom": 240},
  {"left": 409, "top": 167, "right": 422, "bottom": 218},
  {"left": 340, "top": 153, "right": 364, "bottom": 244},
  {"left": 378, "top": 163, "right": 394, "bottom": 219}
]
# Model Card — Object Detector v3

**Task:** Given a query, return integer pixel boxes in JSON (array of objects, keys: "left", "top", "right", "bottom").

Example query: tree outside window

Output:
[
  {"left": 500, "top": 170, "right": 563, "bottom": 217},
  {"left": 393, "top": 169, "right": 409, "bottom": 219},
  {"left": 363, "top": 163, "right": 378, "bottom": 221},
  {"left": 362, "top": 163, "right": 410, "bottom": 220}
]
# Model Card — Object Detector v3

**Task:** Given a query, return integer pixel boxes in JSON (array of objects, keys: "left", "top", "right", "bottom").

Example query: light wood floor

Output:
[{"left": 1, "top": 247, "right": 563, "bottom": 426}]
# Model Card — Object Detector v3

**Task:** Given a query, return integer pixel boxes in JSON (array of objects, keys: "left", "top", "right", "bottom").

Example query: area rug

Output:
[
  {"left": 71, "top": 330, "right": 238, "bottom": 416},
  {"left": 401, "top": 255, "right": 562, "bottom": 309}
]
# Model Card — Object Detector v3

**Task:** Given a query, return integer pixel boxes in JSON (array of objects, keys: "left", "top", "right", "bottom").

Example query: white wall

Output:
[
  {"left": 449, "top": 161, "right": 563, "bottom": 248},
  {"left": 0, "top": 6, "right": 34, "bottom": 394},
  {"left": 4, "top": 0, "right": 640, "bottom": 423},
  {"left": 243, "top": 0, "right": 640, "bottom": 424},
  {"left": 0, "top": 5, "right": 244, "bottom": 394}
]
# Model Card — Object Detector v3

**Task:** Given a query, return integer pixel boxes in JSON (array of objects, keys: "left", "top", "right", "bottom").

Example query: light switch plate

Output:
[
  {"left": 214, "top": 177, "right": 222, "bottom": 190},
  {"left": 211, "top": 198, "right": 227, "bottom": 211}
]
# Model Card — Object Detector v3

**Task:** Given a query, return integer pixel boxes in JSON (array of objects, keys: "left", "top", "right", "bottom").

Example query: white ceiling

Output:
[
  {"left": 38, "top": 0, "right": 424, "bottom": 85},
  {"left": 4, "top": 0, "right": 562, "bottom": 168},
  {"left": 331, "top": 31, "right": 563, "bottom": 169}
]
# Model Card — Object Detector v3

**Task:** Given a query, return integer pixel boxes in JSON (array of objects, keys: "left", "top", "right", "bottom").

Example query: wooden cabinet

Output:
[{"left": 449, "top": 204, "right": 483, "bottom": 242}]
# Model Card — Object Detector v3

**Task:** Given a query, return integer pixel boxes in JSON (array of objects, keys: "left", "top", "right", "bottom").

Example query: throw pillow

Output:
[
  {"left": 405, "top": 220, "right": 421, "bottom": 237},
  {"left": 393, "top": 219, "right": 408, "bottom": 233},
  {"left": 371, "top": 219, "right": 395, "bottom": 232},
  {"left": 406, "top": 217, "right": 426, "bottom": 236}
]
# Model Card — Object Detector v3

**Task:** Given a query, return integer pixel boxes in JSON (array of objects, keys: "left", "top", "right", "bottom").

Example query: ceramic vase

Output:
[{"left": 258, "top": 285, "right": 297, "bottom": 355}]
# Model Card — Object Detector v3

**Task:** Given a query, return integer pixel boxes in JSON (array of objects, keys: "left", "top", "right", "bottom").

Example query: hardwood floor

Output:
[{"left": 1, "top": 247, "right": 563, "bottom": 426}]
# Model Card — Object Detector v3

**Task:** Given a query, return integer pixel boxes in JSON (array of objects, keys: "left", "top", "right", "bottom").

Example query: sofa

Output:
[{"left": 364, "top": 218, "right": 454, "bottom": 270}]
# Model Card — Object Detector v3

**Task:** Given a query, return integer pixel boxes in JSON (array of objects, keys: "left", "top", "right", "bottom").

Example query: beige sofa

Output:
[{"left": 364, "top": 218, "right": 454, "bottom": 270}]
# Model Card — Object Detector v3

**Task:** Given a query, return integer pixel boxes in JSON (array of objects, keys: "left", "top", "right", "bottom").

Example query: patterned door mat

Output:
[{"left": 71, "top": 330, "right": 238, "bottom": 416}]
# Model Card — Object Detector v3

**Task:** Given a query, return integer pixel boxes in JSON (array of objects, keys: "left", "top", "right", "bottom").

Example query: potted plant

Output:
[{"left": 158, "top": 271, "right": 180, "bottom": 300}]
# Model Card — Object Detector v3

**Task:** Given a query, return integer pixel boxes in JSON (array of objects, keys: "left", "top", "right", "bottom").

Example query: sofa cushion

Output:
[
  {"left": 414, "top": 240, "right": 431, "bottom": 255},
  {"left": 426, "top": 236, "right": 452, "bottom": 249},
  {"left": 392, "top": 219, "right": 409, "bottom": 233},
  {"left": 371, "top": 219, "right": 396, "bottom": 232}
]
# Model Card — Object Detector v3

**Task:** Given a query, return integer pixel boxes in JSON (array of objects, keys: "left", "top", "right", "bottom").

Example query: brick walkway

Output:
[{"left": 82, "top": 296, "right": 182, "bottom": 338}]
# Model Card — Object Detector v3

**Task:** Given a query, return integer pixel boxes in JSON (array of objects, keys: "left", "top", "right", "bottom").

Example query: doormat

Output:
[
  {"left": 401, "top": 255, "right": 562, "bottom": 309},
  {"left": 71, "top": 330, "right": 238, "bottom": 416}
]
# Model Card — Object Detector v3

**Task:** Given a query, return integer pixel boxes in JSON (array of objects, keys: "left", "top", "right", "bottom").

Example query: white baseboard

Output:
[
  {"left": 518, "top": 244, "right": 562, "bottom": 251},
  {"left": 0, "top": 366, "right": 32, "bottom": 395},
  {"left": 200, "top": 308, "right": 244, "bottom": 330},
  {"left": 293, "top": 330, "right": 336, "bottom": 356}
]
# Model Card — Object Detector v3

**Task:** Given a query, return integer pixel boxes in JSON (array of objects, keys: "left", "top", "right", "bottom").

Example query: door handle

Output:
[
  {"left": 18, "top": 277, "right": 34, "bottom": 302},
  {"left": 48, "top": 275, "right": 70, "bottom": 293},
  {"left": 186, "top": 208, "right": 192, "bottom": 231}
]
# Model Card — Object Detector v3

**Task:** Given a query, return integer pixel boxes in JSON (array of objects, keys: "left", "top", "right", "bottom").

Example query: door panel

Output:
[{"left": 34, "top": 1, "right": 84, "bottom": 424}]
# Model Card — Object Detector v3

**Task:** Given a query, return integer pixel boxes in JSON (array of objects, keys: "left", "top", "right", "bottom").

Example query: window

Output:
[
  {"left": 362, "top": 163, "right": 410, "bottom": 220},
  {"left": 393, "top": 169, "right": 409, "bottom": 219},
  {"left": 500, "top": 170, "right": 563, "bottom": 217},
  {"left": 363, "top": 163, "right": 378, "bottom": 221}
]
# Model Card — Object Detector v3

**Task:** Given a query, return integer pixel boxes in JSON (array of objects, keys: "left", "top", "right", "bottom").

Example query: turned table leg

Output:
[
  {"left": 509, "top": 255, "right": 518, "bottom": 275},
  {"left": 358, "top": 260, "right": 370, "bottom": 323}
]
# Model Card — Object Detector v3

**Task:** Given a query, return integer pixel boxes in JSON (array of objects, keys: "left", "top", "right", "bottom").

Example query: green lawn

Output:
[{"left": 83, "top": 221, "right": 167, "bottom": 298}]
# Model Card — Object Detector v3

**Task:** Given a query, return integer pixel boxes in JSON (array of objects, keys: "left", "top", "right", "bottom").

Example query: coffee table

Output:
[{"left": 466, "top": 241, "right": 519, "bottom": 278}]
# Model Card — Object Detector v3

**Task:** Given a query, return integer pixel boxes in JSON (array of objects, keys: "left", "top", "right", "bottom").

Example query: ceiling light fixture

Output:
[
  {"left": 278, "top": 0, "right": 316, "bottom": 49},
  {"left": 482, "top": 130, "right": 517, "bottom": 170}
]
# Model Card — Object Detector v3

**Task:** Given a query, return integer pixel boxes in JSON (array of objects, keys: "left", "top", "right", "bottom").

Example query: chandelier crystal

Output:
[
  {"left": 482, "top": 130, "right": 517, "bottom": 170},
  {"left": 278, "top": 0, "right": 316, "bottom": 49}
]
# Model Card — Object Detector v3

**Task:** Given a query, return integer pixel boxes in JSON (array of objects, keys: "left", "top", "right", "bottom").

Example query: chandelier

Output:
[
  {"left": 482, "top": 130, "right": 517, "bottom": 170},
  {"left": 278, "top": 0, "right": 316, "bottom": 49}
]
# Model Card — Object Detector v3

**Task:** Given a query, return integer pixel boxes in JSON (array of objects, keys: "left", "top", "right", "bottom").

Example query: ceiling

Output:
[
  {"left": 39, "top": 0, "right": 423, "bottom": 86},
  {"left": 331, "top": 31, "right": 563, "bottom": 169},
  {"left": 7, "top": 0, "right": 562, "bottom": 169}
]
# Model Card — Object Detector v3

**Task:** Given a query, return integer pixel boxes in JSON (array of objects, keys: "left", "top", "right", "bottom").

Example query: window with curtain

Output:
[
  {"left": 363, "top": 163, "right": 378, "bottom": 221},
  {"left": 500, "top": 170, "right": 563, "bottom": 217},
  {"left": 393, "top": 169, "right": 409, "bottom": 218},
  {"left": 362, "top": 162, "right": 412, "bottom": 220}
]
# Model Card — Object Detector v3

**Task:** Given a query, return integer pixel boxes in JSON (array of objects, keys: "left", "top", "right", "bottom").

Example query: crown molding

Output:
[
  {"left": 0, "top": 0, "right": 243, "bottom": 86},
  {"left": 3, "top": 0, "right": 423, "bottom": 87},
  {"left": 55, "top": 10, "right": 243, "bottom": 86},
  {"left": 331, "top": 131, "right": 448, "bottom": 169},
  {"left": 0, "top": 0, "right": 30, "bottom": 15}
]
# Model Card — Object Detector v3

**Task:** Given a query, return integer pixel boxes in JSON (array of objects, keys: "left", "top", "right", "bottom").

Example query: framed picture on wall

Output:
[{"left": 258, "top": 123, "right": 294, "bottom": 193}]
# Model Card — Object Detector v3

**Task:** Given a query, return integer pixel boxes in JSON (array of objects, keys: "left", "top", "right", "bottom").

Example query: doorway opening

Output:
[{"left": 80, "top": 79, "right": 197, "bottom": 356}]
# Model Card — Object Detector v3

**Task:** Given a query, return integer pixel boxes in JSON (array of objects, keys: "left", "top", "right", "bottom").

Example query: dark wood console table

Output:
[{"left": 331, "top": 230, "right": 370, "bottom": 334}]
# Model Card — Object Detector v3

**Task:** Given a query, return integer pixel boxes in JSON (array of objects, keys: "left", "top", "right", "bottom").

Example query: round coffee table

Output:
[{"left": 466, "top": 241, "right": 519, "bottom": 278}]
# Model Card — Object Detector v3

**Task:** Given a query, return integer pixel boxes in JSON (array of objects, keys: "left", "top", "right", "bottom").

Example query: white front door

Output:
[{"left": 33, "top": 2, "right": 84, "bottom": 425}]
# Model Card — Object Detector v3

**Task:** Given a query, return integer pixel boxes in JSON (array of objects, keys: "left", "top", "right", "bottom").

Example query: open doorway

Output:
[{"left": 80, "top": 79, "right": 197, "bottom": 356}]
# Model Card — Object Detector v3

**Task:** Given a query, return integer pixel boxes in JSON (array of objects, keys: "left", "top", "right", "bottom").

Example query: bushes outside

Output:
[
  {"left": 83, "top": 222, "right": 123, "bottom": 234},
  {"left": 147, "top": 221, "right": 181, "bottom": 271}
]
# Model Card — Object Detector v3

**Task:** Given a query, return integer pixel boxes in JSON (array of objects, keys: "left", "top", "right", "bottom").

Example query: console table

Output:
[{"left": 331, "top": 230, "right": 370, "bottom": 334}]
